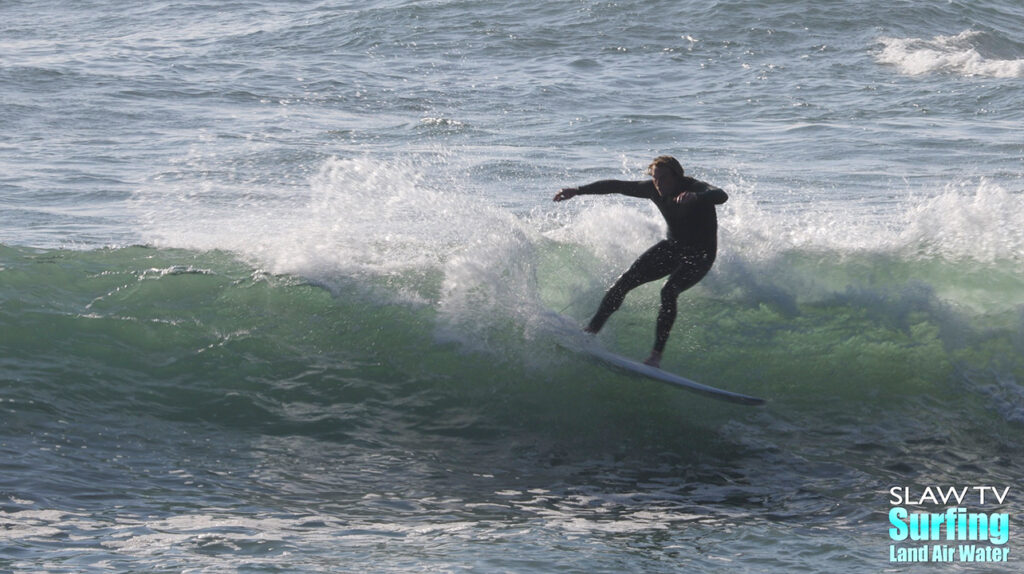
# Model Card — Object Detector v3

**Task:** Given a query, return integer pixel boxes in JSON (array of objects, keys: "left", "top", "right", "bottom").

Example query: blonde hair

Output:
[{"left": 648, "top": 155, "right": 684, "bottom": 178}]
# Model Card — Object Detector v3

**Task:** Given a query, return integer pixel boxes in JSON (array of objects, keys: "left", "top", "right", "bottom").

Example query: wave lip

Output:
[{"left": 876, "top": 30, "right": 1024, "bottom": 78}]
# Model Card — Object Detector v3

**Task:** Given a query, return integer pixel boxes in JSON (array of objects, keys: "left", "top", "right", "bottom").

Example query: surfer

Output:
[{"left": 553, "top": 156, "right": 727, "bottom": 368}]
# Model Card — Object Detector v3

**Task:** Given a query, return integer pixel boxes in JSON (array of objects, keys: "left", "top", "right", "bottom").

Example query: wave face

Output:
[{"left": 5, "top": 156, "right": 1024, "bottom": 427}]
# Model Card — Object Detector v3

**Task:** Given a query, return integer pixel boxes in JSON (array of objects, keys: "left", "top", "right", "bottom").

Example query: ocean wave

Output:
[
  {"left": 876, "top": 30, "right": 1024, "bottom": 78},
  {"left": 3, "top": 194, "right": 1023, "bottom": 435},
  {"left": 122, "top": 154, "right": 1024, "bottom": 431}
]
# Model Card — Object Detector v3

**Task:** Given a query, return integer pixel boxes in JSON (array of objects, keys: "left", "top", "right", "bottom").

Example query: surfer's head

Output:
[
  {"left": 649, "top": 156, "right": 684, "bottom": 196},
  {"left": 648, "top": 156, "right": 684, "bottom": 179}
]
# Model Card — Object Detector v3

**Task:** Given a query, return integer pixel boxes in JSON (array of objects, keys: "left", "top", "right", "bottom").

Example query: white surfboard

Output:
[
  {"left": 545, "top": 312, "right": 765, "bottom": 406},
  {"left": 585, "top": 345, "right": 766, "bottom": 406}
]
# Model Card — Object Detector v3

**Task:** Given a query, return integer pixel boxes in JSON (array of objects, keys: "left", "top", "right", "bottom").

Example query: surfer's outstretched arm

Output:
[{"left": 553, "top": 180, "right": 651, "bottom": 202}]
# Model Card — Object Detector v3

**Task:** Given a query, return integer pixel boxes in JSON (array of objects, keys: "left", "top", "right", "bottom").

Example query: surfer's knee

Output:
[
  {"left": 611, "top": 269, "right": 645, "bottom": 293},
  {"left": 660, "top": 282, "right": 682, "bottom": 305}
]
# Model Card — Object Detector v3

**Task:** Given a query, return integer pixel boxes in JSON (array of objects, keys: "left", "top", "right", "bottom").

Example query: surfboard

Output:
[
  {"left": 585, "top": 345, "right": 766, "bottom": 406},
  {"left": 545, "top": 312, "right": 765, "bottom": 406}
]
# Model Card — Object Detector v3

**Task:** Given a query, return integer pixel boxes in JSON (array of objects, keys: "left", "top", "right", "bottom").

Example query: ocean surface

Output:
[{"left": 2, "top": 1, "right": 1023, "bottom": 572}]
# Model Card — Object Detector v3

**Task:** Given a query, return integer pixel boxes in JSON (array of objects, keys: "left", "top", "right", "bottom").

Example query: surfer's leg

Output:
[
  {"left": 586, "top": 241, "right": 676, "bottom": 333},
  {"left": 585, "top": 275, "right": 643, "bottom": 333},
  {"left": 651, "top": 252, "right": 713, "bottom": 357}
]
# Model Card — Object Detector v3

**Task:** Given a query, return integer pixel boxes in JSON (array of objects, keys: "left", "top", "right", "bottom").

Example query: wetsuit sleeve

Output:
[
  {"left": 573, "top": 179, "right": 653, "bottom": 199},
  {"left": 702, "top": 186, "right": 728, "bottom": 205},
  {"left": 681, "top": 178, "right": 728, "bottom": 205}
]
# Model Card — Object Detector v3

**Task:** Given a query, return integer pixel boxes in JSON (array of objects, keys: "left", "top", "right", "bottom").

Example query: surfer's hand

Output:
[
  {"left": 554, "top": 188, "right": 579, "bottom": 202},
  {"left": 673, "top": 191, "right": 699, "bottom": 205}
]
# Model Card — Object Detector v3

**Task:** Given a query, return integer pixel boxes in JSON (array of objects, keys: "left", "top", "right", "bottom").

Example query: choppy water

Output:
[{"left": 2, "top": 1, "right": 1023, "bottom": 572}]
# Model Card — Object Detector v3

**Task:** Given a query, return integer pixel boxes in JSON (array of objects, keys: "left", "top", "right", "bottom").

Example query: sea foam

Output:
[{"left": 877, "top": 30, "right": 1024, "bottom": 78}]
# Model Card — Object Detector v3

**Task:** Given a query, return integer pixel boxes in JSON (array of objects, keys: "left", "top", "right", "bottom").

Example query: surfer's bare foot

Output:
[
  {"left": 583, "top": 325, "right": 598, "bottom": 334},
  {"left": 643, "top": 351, "right": 662, "bottom": 368}
]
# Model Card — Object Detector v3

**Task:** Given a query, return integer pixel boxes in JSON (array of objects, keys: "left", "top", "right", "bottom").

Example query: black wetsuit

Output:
[{"left": 574, "top": 177, "right": 728, "bottom": 353}]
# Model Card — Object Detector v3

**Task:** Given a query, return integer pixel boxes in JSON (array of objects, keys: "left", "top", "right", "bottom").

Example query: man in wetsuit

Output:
[{"left": 553, "top": 155, "right": 728, "bottom": 368}]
